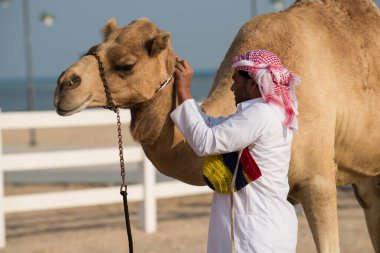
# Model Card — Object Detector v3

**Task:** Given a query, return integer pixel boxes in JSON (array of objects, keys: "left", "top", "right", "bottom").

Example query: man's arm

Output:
[
  {"left": 172, "top": 58, "right": 268, "bottom": 156},
  {"left": 195, "top": 103, "right": 229, "bottom": 127},
  {"left": 170, "top": 99, "right": 268, "bottom": 156},
  {"left": 174, "top": 58, "right": 228, "bottom": 127},
  {"left": 174, "top": 58, "right": 193, "bottom": 104}
]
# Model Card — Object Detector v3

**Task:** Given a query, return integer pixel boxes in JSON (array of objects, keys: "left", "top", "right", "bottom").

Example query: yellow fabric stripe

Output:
[{"left": 203, "top": 155, "right": 233, "bottom": 194}]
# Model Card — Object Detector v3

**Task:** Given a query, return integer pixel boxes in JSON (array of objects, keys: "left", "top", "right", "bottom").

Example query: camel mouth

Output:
[{"left": 56, "top": 95, "right": 93, "bottom": 116}]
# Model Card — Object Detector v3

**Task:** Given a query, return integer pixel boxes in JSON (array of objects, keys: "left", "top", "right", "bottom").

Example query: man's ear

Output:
[
  {"left": 247, "top": 79, "right": 255, "bottom": 88},
  {"left": 147, "top": 32, "right": 171, "bottom": 56},
  {"left": 250, "top": 79, "right": 262, "bottom": 98},
  {"left": 247, "top": 78, "right": 258, "bottom": 93},
  {"left": 102, "top": 18, "right": 118, "bottom": 38}
]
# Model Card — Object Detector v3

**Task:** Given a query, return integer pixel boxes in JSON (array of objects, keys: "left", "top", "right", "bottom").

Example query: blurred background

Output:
[
  {"left": 0, "top": 1, "right": 378, "bottom": 253},
  {"left": 0, "top": 0, "right": 297, "bottom": 111}
]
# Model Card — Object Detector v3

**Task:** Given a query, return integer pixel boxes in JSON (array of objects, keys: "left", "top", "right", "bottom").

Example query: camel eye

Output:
[{"left": 115, "top": 63, "right": 135, "bottom": 73}]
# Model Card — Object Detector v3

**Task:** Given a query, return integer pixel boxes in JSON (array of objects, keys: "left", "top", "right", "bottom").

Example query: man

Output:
[{"left": 170, "top": 50, "right": 300, "bottom": 253}]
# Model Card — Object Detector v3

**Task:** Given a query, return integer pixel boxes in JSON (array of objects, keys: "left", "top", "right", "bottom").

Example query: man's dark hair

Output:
[{"left": 239, "top": 70, "right": 251, "bottom": 79}]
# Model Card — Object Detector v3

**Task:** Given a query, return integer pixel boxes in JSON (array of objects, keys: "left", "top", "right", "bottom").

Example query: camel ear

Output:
[
  {"left": 102, "top": 18, "right": 118, "bottom": 38},
  {"left": 147, "top": 32, "right": 171, "bottom": 56}
]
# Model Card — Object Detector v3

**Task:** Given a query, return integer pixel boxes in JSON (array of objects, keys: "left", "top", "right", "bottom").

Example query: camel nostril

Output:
[
  {"left": 61, "top": 73, "right": 81, "bottom": 90},
  {"left": 69, "top": 74, "right": 81, "bottom": 87}
]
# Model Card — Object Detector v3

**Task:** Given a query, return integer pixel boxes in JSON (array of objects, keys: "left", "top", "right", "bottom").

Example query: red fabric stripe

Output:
[{"left": 239, "top": 147, "right": 262, "bottom": 181}]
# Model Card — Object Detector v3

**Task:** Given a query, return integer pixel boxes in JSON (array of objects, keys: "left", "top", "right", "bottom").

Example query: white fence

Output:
[{"left": 0, "top": 109, "right": 210, "bottom": 248}]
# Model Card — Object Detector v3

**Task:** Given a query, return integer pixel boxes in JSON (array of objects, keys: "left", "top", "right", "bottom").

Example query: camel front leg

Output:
[
  {"left": 353, "top": 175, "right": 380, "bottom": 253},
  {"left": 299, "top": 176, "right": 340, "bottom": 253}
]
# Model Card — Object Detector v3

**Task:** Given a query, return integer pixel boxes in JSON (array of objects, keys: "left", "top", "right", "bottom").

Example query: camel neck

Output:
[
  {"left": 129, "top": 77, "right": 205, "bottom": 185},
  {"left": 129, "top": 78, "right": 176, "bottom": 145}
]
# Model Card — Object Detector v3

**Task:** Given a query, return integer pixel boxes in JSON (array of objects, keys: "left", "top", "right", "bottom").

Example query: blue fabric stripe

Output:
[{"left": 221, "top": 152, "right": 249, "bottom": 191}]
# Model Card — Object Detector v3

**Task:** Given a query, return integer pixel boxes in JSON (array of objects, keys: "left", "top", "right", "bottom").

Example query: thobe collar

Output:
[
  {"left": 236, "top": 97, "right": 264, "bottom": 112},
  {"left": 237, "top": 97, "right": 292, "bottom": 140}
]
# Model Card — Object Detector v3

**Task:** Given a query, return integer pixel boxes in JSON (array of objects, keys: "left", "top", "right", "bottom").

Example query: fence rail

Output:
[{"left": 0, "top": 109, "right": 210, "bottom": 248}]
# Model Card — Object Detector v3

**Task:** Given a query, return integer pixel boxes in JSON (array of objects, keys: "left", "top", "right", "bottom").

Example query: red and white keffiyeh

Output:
[{"left": 232, "top": 49, "right": 300, "bottom": 132}]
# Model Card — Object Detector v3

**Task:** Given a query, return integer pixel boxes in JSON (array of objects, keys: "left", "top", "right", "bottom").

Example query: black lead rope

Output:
[
  {"left": 92, "top": 52, "right": 133, "bottom": 253},
  {"left": 91, "top": 51, "right": 174, "bottom": 253},
  {"left": 121, "top": 189, "right": 133, "bottom": 253}
]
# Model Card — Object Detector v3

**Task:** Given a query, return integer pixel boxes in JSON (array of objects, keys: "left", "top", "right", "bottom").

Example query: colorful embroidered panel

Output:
[{"left": 202, "top": 147, "right": 262, "bottom": 193}]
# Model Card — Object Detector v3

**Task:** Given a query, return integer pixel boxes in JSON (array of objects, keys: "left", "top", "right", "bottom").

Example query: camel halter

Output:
[{"left": 90, "top": 52, "right": 174, "bottom": 253}]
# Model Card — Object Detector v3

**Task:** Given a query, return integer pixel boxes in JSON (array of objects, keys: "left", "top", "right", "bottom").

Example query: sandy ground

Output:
[
  {"left": 1, "top": 126, "right": 375, "bottom": 253},
  {"left": 0, "top": 186, "right": 375, "bottom": 253}
]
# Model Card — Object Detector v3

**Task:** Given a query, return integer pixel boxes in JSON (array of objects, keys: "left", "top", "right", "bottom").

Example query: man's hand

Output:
[{"left": 174, "top": 57, "right": 193, "bottom": 104}]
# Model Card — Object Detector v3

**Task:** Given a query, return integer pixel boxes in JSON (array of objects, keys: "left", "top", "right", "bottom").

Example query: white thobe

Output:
[{"left": 170, "top": 97, "right": 298, "bottom": 253}]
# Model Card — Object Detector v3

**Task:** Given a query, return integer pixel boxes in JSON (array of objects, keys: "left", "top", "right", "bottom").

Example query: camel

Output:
[{"left": 54, "top": 0, "right": 380, "bottom": 252}]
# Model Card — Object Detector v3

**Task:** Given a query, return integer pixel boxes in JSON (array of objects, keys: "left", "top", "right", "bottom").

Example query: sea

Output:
[{"left": 0, "top": 72, "right": 216, "bottom": 112}]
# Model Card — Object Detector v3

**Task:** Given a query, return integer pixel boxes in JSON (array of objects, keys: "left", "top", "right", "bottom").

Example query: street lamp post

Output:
[
  {"left": 23, "top": 0, "right": 37, "bottom": 145},
  {"left": 2, "top": 1, "right": 54, "bottom": 146},
  {"left": 1, "top": 0, "right": 54, "bottom": 146}
]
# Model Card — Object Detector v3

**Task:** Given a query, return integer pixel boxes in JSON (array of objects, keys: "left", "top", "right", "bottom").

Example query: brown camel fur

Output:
[{"left": 54, "top": 0, "right": 380, "bottom": 252}]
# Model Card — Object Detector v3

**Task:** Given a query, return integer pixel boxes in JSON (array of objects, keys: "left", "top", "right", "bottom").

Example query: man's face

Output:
[{"left": 231, "top": 69, "right": 253, "bottom": 105}]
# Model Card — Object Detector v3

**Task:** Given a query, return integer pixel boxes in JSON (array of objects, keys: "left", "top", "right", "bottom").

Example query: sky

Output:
[
  {"left": 0, "top": 0, "right": 297, "bottom": 80},
  {"left": 1, "top": 0, "right": 379, "bottom": 80}
]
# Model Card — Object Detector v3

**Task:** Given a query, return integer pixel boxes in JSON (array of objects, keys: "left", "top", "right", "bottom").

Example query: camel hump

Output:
[{"left": 292, "top": 0, "right": 380, "bottom": 15}]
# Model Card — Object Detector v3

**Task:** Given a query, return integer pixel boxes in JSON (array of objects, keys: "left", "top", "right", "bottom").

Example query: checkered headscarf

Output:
[{"left": 232, "top": 50, "right": 300, "bottom": 131}]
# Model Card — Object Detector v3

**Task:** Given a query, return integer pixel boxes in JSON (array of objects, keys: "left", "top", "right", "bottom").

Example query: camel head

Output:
[{"left": 54, "top": 18, "right": 176, "bottom": 116}]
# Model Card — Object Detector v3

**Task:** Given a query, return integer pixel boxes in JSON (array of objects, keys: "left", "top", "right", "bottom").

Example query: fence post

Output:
[
  {"left": 0, "top": 109, "right": 5, "bottom": 248},
  {"left": 139, "top": 155, "right": 157, "bottom": 233}
]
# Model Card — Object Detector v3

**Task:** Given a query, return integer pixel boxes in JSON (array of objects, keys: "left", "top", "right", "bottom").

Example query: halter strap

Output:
[{"left": 155, "top": 75, "right": 174, "bottom": 93}]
